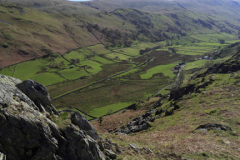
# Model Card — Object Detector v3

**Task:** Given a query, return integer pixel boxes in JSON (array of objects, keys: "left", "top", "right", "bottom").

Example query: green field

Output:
[
  {"left": 88, "top": 44, "right": 111, "bottom": 55},
  {"left": 88, "top": 102, "right": 133, "bottom": 118},
  {"left": 184, "top": 60, "right": 209, "bottom": 70},
  {"left": 140, "top": 63, "right": 177, "bottom": 79},
  {"left": 116, "top": 68, "right": 140, "bottom": 78},
  {"left": 188, "top": 33, "right": 237, "bottom": 42},
  {"left": 105, "top": 52, "right": 131, "bottom": 61},
  {"left": 30, "top": 73, "right": 65, "bottom": 86},
  {"left": 80, "top": 60, "right": 102, "bottom": 75},
  {"left": 91, "top": 56, "right": 114, "bottom": 64},
  {"left": 64, "top": 50, "right": 86, "bottom": 61},
  {"left": 0, "top": 65, "right": 16, "bottom": 77},
  {"left": 59, "top": 68, "right": 89, "bottom": 80},
  {"left": 14, "top": 59, "right": 49, "bottom": 80}
]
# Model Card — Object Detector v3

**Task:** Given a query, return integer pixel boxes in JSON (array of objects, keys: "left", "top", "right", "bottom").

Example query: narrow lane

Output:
[{"left": 154, "top": 64, "right": 186, "bottom": 96}]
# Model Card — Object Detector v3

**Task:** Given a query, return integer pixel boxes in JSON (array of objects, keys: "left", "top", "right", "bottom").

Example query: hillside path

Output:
[{"left": 154, "top": 64, "right": 186, "bottom": 96}]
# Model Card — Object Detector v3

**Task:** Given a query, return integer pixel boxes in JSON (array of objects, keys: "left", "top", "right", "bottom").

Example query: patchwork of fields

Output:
[{"left": 1, "top": 34, "right": 239, "bottom": 119}]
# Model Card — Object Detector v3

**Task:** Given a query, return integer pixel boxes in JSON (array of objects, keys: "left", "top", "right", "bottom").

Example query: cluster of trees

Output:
[
  {"left": 101, "top": 27, "right": 133, "bottom": 47},
  {"left": 168, "top": 48, "right": 177, "bottom": 54},
  {"left": 86, "top": 15, "right": 190, "bottom": 48},
  {"left": 49, "top": 61, "right": 65, "bottom": 69},
  {"left": 139, "top": 45, "right": 162, "bottom": 55},
  {"left": 70, "top": 58, "right": 80, "bottom": 64},
  {"left": 192, "top": 19, "right": 212, "bottom": 29}
]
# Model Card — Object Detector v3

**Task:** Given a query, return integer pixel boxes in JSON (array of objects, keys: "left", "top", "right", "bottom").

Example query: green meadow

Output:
[
  {"left": 59, "top": 68, "right": 89, "bottom": 80},
  {"left": 0, "top": 65, "right": 16, "bottom": 77},
  {"left": 0, "top": 35, "right": 238, "bottom": 119},
  {"left": 80, "top": 60, "right": 102, "bottom": 75},
  {"left": 30, "top": 73, "right": 65, "bottom": 86},
  {"left": 91, "top": 56, "right": 114, "bottom": 64},
  {"left": 88, "top": 44, "right": 111, "bottom": 55},
  {"left": 140, "top": 63, "right": 177, "bottom": 79},
  {"left": 88, "top": 102, "right": 133, "bottom": 118},
  {"left": 64, "top": 50, "right": 86, "bottom": 61},
  {"left": 184, "top": 60, "right": 209, "bottom": 70},
  {"left": 14, "top": 59, "right": 48, "bottom": 80},
  {"left": 105, "top": 53, "right": 131, "bottom": 61}
]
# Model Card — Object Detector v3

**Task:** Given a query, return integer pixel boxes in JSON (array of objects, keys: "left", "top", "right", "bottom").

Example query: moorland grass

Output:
[{"left": 52, "top": 76, "right": 168, "bottom": 114}]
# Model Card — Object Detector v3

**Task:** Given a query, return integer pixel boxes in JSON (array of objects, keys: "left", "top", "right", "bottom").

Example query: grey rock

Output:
[
  {"left": 105, "top": 149, "right": 117, "bottom": 159},
  {"left": 0, "top": 75, "right": 105, "bottom": 160},
  {"left": 129, "top": 144, "right": 140, "bottom": 154},
  {"left": 105, "top": 156, "right": 111, "bottom": 160},
  {"left": 195, "top": 123, "right": 232, "bottom": 131},
  {"left": 155, "top": 108, "right": 163, "bottom": 115},
  {"left": 71, "top": 111, "right": 99, "bottom": 140},
  {"left": 16, "top": 79, "right": 58, "bottom": 115},
  {"left": 0, "top": 152, "right": 6, "bottom": 160},
  {"left": 118, "top": 110, "right": 153, "bottom": 134}
]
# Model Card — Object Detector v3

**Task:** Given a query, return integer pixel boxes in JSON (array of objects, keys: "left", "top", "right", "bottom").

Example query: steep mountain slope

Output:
[
  {"left": 0, "top": 3, "right": 239, "bottom": 68},
  {"left": 93, "top": 48, "right": 240, "bottom": 159}
]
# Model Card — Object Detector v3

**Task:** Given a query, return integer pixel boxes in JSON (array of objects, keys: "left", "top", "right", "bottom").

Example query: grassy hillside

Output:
[
  {"left": 1, "top": 0, "right": 240, "bottom": 67},
  {"left": 93, "top": 49, "right": 240, "bottom": 159},
  {"left": 0, "top": 0, "right": 240, "bottom": 124}
]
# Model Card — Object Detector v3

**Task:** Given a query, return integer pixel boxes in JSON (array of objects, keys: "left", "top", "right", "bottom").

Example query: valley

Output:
[{"left": 0, "top": 0, "right": 240, "bottom": 159}]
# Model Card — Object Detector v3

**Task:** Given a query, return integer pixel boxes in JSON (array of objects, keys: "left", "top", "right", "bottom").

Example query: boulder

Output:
[
  {"left": 195, "top": 124, "right": 232, "bottom": 131},
  {"left": 71, "top": 111, "right": 99, "bottom": 140},
  {"left": 165, "top": 107, "right": 174, "bottom": 116},
  {"left": 105, "top": 149, "right": 117, "bottom": 159},
  {"left": 118, "top": 110, "right": 154, "bottom": 134},
  {"left": 129, "top": 144, "right": 140, "bottom": 154},
  {"left": 0, "top": 75, "right": 105, "bottom": 160},
  {"left": 16, "top": 79, "right": 58, "bottom": 115},
  {"left": 155, "top": 108, "right": 163, "bottom": 115}
]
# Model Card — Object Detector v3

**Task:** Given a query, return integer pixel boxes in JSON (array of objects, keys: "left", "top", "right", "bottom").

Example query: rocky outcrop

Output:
[
  {"left": 0, "top": 75, "right": 105, "bottom": 160},
  {"left": 16, "top": 79, "right": 58, "bottom": 115},
  {"left": 195, "top": 124, "right": 232, "bottom": 131},
  {"left": 71, "top": 111, "right": 99, "bottom": 140},
  {"left": 0, "top": 152, "right": 6, "bottom": 160},
  {"left": 117, "top": 110, "right": 155, "bottom": 134}
]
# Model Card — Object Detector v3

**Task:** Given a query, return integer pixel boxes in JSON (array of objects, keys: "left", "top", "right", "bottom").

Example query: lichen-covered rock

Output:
[
  {"left": 0, "top": 74, "right": 105, "bottom": 160},
  {"left": 105, "top": 149, "right": 117, "bottom": 159},
  {"left": 118, "top": 110, "right": 154, "bottom": 134},
  {"left": 71, "top": 111, "right": 99, "bottom": 140},
  {"left": 16, "top": 79, "right": 58, "bottom": 115}
]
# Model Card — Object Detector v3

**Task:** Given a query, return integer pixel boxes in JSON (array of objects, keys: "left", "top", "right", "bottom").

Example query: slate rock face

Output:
[
  {"left": 0, "top": 75, "right": 105, "bottom": 160},
  {"left": 16, "top": 79, "right": 58, "bottom": 115},
  {"left": 71, "top": 111, "right": 99, "bottom": 140}
]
